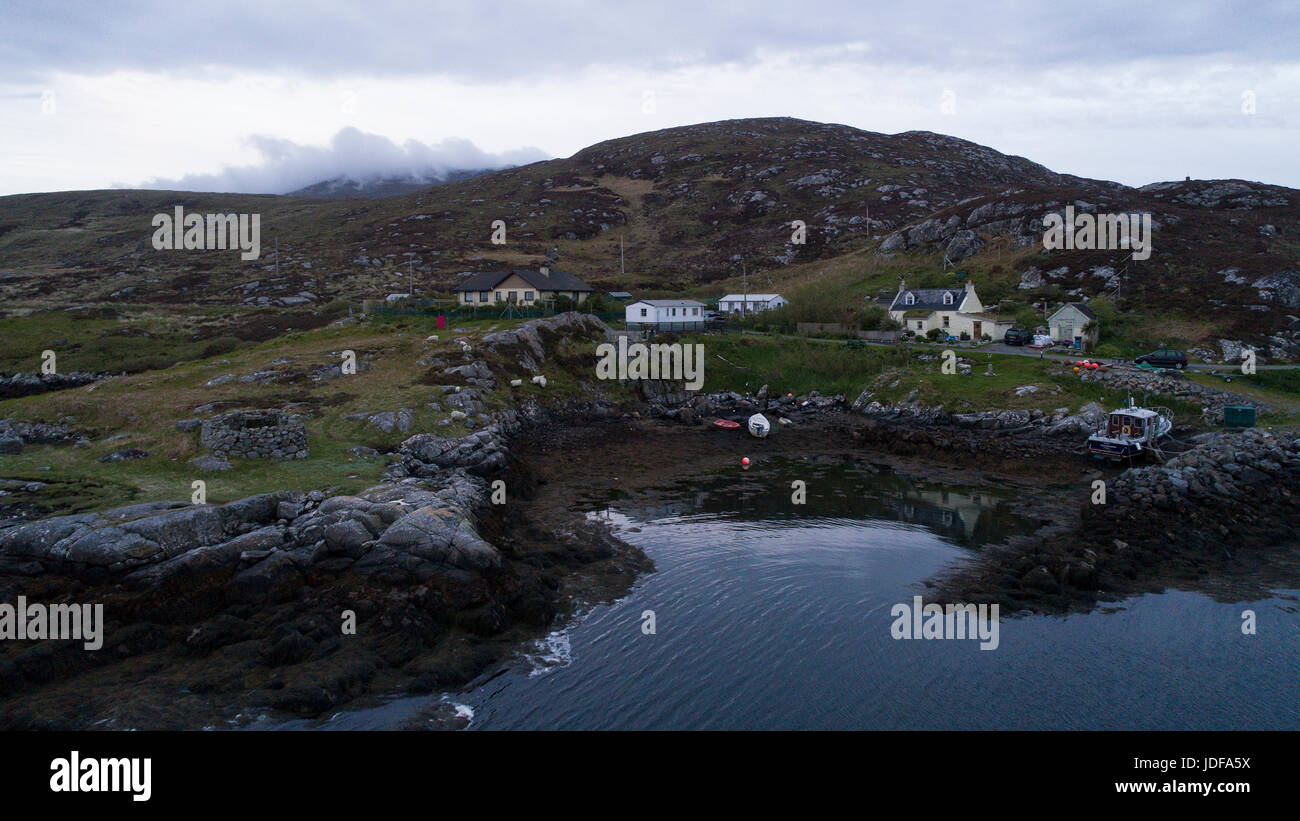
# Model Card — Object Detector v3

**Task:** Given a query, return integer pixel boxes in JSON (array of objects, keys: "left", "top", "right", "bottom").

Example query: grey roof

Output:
[
  {"left": 608, "top": 291, "right": 632, "bottom": 298},
  {"left": 630, "top": 299, "right": 705, "bottom": 307},
  {"left": 1050, "top": 302, "right": 1097, "bottom": 320},
  {"left": 889, "top": 288, "right": 966, "bottom": 312},
  {"left": 719, "top": 293, "right": 783, "bottom": 302},
  {"left": 454, "top": 268, "right": 592, "bottom": 292}
]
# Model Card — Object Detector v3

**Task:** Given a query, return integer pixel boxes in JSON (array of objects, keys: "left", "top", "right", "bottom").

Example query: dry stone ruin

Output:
[{"left": 200, "top": 409, "right": 309, "bottom": 459}]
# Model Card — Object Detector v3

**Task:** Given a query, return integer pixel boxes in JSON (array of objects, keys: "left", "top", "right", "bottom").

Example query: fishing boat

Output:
[
  {"left": 1086, "top": 401, "right": 1173, "bottom": 460},
  {"left": 712, "top": 418, "right": 741, "bottom": 431},
  {"left": 747, "top": 413, "right": 771, "bottom": 438}
]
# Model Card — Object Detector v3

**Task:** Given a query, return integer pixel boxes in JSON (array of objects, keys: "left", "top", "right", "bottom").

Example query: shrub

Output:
[
  {"left": 580, "top": 294, "right": 608, "bottom": 313},
  {"left": 200, "top": 336, "right": 241, "bottom": 358}
]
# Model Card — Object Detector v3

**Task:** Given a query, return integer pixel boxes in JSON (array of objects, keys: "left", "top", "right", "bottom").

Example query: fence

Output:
[
  {"left": 627, "top": 321, "right": 710, "bottom": 333},
  {"left": 371, "top": 302, "right": 623, "bottom": 323},
  {"left": 797, "top": 322, "right": 858, "bottom": 335}
]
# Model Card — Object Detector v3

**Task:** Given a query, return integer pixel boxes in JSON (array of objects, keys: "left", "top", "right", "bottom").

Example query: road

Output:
[{"left": 740, "top": 330, "right": 1300, "bottom": 371}]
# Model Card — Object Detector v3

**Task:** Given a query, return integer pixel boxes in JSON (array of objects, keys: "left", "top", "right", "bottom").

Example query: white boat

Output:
[
  {"left": 747, "top": 413, "right": 771, "bottom": 438},
  {"left": 1086, "top": 402, "right": 1173, "bottom": 460}
]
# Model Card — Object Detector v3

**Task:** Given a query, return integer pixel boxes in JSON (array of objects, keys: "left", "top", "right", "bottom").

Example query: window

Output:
[
  {"left": 640, "top": 308, "right": 647, "bottom": 317},
  {"left": 508, "top": 291, "right": 517, "bottom": 302},
  {"left": 478, "top": 291, "right": 489, "bottom": 302},
  {"left": 905, "top": 293, "right": 915, "bottom": 305},
  {"left": 943, "top": 292, "right": 953, "bottom": 305},
  {"left": 692, "top": 308, "right": 699, "bottom": 315},
  {"left": 943, "top": 315, "right": 950, "bottom": 328},
  {"left": 916, "top": 321, "right": 923, "bottom": 330},
  {"left": 525, "top": 291, "right": 534, "bottom": 301}
]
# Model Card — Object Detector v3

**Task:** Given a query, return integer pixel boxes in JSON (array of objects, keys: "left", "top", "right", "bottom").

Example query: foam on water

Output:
[{"left": 522, "top": 628, "right": 573, "bottom": 677}]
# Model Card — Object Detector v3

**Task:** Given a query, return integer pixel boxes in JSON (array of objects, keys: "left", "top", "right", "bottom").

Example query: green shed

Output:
[{"left": 1223, "top": 405, "right": 1256, "bottom": 428}]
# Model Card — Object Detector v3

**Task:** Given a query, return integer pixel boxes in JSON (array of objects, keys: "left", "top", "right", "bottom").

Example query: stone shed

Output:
[{"left": 200, "top": 409, "right": 309, "bottom": 460}]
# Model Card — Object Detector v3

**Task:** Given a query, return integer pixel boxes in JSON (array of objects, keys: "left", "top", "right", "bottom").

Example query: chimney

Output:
[
  {"left": 898, "top": 276, "right": 906, "bottom": 293},
  {"left": 539, "top": 266, "right": 549, "bottom": 276}
]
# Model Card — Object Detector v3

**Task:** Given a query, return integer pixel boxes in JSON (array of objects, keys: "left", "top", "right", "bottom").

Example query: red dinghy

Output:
[{"left": 713, "top": 419, "right": 741, "bottom": 430}]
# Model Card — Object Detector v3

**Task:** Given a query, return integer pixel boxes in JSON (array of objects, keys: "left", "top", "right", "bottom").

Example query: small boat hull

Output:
[
  {"left": 747, "top": 413, "right": 771, "bottom": 438},
  {"left": 713, "top": 419, "right": 741, "bottom": 431},
  {"left": 1087, "top": 437, "right": 1145, "bottom": 460}
]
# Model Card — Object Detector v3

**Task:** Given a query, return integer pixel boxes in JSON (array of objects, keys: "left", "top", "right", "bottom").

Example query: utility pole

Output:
[
  {"left": 407, "top": 256, "right": 414, "bottom": 297},
  {"left": 274, "top": 235, "right": 279, "bottom": 279},
  {"left": 620, "top": 234, "right": 625, "bottom": 277},
  {"left": 742, "top": 262, "right": 748, "bottom": 319}
]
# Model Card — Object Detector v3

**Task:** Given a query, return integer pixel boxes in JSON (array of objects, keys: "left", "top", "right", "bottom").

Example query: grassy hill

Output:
[{"left": 1, "top": 116, "right": 1298, "bottom": 359}]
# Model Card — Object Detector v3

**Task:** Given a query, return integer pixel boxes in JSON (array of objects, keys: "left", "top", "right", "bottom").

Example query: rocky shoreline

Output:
[
  {"left": 0, "top": 315, "right": 645, "bottom": 729},
  {"left": 2, "top": 313, "right": 1297, "bottom": 726},
  {"left": 0, "top": 406, "right": 651, "bottom": 729}
]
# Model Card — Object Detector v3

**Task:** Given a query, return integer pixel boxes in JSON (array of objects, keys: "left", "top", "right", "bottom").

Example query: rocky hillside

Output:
[{"left": 1, "top": 117, "right": 1297, "bottom": 356}]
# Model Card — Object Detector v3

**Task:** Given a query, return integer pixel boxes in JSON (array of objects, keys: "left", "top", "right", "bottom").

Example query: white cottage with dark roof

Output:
[
  {"left": 886, "top": 279, "right": 1013, "bottom": 340},
  {"left": 1048, "top": 302, "right": 1099, "bottom": 349},
  {"left": 454, "top": 267, "right": 592, "bottom": 306}
]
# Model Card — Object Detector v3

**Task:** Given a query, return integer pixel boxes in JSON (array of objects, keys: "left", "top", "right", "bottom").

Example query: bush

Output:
[
  {"left": 855, "top": 305, "right": 899, "bottom": 331},
  {"left": 926, "top": 328, "right": 944, "bottom": 341},
  {"left": 579, "top": 294, "right": 609, "bottom": 313},
  {"left": 200, "top": 336, "right": 241, "bottom": 358},
  {"left": 321, "top": 298, "right": 353, "bottom": 318}
]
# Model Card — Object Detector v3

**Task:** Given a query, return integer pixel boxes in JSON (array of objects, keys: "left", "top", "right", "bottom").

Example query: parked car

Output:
[
  {"left": 1134, "top": 348, "right": 1188, "bottom": 370},
  {"left": 704, "top": 311, "right": 724, "bottom": 322},
  {"left": 1003, "top": 327, "right": 1032, "bottom": 346}
]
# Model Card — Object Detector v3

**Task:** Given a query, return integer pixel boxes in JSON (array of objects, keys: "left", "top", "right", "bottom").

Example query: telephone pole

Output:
[{"left": 742, "top": 262, "right": 748, "bottom": 318}]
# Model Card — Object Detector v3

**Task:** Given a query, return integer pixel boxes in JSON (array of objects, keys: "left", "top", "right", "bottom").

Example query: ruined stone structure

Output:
[{"left": 200, "top": 409, "right": 309, "bottom": 459}]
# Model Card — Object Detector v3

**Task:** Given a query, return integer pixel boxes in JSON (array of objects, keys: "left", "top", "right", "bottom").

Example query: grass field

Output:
[
  {"left": 685, "top": 332, "right": 1286, "bottom": 426},
  {"left": 0, "top": 311, "right": 583, "bottom": 512}
]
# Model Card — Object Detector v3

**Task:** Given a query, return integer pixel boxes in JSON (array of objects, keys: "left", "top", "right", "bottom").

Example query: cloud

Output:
[
  {"left": 6, "top": 0, "right": 1298, "bottom": 83},
  {"left": 131, "top": 127, "right": 549, "bottom": 193}
]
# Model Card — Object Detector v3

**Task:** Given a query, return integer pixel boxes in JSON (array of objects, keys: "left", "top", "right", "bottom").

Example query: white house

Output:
[
  {"left": 887, "top": 279, "right": 1013, "bottom": 340},
  {"left": 454, "top": 267, "right": 593, "bottom": 306},
  {"left": 625, "top": 299, "right": 707, "bottom": 329},
  {"left": 718, "top": 293, "right": 788, "bottom": 314},
  {"left": 1048, "top": 302, "right": 1099, "bottom": 350}
]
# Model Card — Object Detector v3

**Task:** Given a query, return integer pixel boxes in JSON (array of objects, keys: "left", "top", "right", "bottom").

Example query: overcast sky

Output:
[{"left": 1, "top": 0, "right": 1297, "bottom": 196}]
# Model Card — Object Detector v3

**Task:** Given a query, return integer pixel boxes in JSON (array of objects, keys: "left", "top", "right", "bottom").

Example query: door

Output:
[{"left": 972, "top": 321, "right": 982, "bottom": 339}]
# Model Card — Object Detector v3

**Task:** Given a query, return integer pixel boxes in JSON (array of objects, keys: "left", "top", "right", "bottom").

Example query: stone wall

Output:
[
  {"left": 200, "top": 409, "right": 309, "bottom": 459},
  {"left": 1077, "top": 365, "right": 1272, "bottom": 422}
]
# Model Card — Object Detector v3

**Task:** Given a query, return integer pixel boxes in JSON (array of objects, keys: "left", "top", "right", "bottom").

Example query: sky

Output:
[{"left": 1, "top": 0, "right": 1297, "bottom": 196}]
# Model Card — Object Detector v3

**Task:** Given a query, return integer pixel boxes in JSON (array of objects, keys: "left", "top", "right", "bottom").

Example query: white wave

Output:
[
  {"left": 523, "top": 628, "right": 573, "bottom": 677},
  {"left": 446, "top": 701, "right": 475, "bottom": 723}
]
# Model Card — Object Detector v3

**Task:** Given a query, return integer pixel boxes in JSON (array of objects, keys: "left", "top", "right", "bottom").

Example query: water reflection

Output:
[{"left": 590, "top": 455, "right": 1027, "bottom": 549}]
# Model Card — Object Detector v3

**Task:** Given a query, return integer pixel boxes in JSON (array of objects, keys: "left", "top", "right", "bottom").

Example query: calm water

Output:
[{"left": 289, "top": 457, "right": 1300, "bottom": 730}]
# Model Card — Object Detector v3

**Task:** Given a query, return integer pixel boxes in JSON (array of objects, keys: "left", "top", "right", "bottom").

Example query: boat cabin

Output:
[{"left": 1105, "top": 409, "right": 1157, "bottom": 439}]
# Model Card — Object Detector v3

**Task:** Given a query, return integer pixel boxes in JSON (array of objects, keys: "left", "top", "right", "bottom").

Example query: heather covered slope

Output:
[{"left": 1, "top": 117, "right": 1298, "bottom": 357}]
